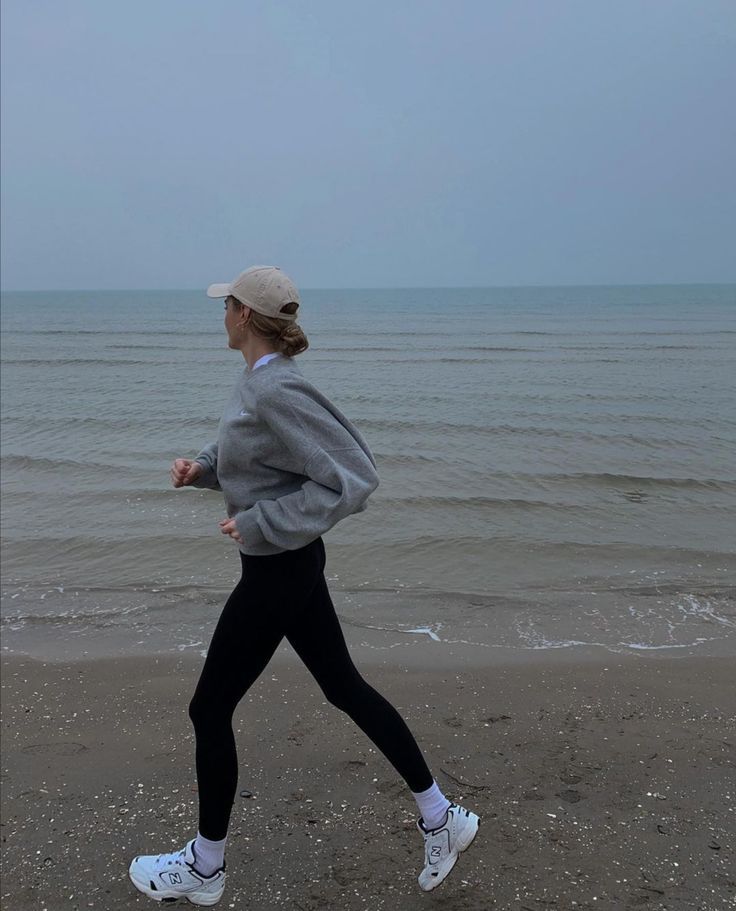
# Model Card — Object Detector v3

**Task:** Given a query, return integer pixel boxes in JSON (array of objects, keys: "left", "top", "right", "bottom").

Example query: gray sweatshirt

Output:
[{"left": 192, "top": 353, "right": 379, "bottom": 555}]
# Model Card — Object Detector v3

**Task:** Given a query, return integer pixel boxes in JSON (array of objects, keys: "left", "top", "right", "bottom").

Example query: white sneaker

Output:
[
  {"left": 128, "top": 838, "right": 226, "bottom": 906},
  {"left": 416, "top": 802, "right": 480, "bottom": 891}
]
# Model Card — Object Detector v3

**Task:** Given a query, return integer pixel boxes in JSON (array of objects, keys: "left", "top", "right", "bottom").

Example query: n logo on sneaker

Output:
[
  {"left": 166, "top": 872, "right": 183, "bottom": 885},
  {"left": 430, "top": 846, "right": 443, "bottom": 860}
]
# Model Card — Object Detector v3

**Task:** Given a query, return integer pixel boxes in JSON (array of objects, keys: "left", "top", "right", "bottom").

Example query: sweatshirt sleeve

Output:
[
  {"left": 233, "top": 383, "right": 379, "bottom": 550},
  {"left": 191, "top": 441, "right": 222, "bottom": 491}
]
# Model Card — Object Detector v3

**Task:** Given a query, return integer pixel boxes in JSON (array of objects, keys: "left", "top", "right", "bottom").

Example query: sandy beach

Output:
[{"left": 1, "top": 646, "right": 734, "bottom": 911}]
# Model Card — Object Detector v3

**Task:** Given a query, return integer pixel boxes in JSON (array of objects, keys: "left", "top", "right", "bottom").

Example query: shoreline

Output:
[
  {"left": 5, "top": 634, "right": 736, "bottom": 670},
  {"left": 3, "top": 577, "right": 734, "bottom": 667},
  {"left": 2, "top": 649, "right": 734, "bottom": 909}
]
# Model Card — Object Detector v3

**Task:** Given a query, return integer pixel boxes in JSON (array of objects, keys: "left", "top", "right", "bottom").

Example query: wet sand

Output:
[{"left": 1, "top": 648, "right": 734, "bottom": 910}]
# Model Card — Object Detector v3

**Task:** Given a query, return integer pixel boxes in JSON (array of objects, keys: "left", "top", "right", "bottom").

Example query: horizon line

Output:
[{"left": 2, "top": 280, "right": 735, "bottom": 294}]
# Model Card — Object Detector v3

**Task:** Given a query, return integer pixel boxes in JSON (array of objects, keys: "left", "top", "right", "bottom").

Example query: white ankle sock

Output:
[
  {"left": 193, "top": 831, "right": 226, "bottom": 876},
  {"left": 412, "top": 780, "right": 451, "bottom": 830}
]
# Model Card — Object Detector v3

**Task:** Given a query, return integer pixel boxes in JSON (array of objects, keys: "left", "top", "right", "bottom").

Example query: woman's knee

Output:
[
  {"left": 188, "top": 692, "right": 233, "bottom": 730},
  {"left": 188, "top": 694, "right": 207, "bottom": 727},
  {"left": 320, "top": 673, "right": 374, "bottom": 713}
]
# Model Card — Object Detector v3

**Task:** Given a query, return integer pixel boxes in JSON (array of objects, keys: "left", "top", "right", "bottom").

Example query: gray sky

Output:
[{"left": 1, "top": 0, "right": 734, "bottom": 290}]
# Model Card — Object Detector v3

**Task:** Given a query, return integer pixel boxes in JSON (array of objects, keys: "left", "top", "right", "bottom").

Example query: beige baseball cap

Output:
[{"left": 207, "top": 265, "right": 300, "bottom": 322}]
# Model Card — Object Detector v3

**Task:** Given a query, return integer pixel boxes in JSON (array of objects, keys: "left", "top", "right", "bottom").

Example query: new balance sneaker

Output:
[
  {"left": 416, "top": 802, "right": 480, "bottom": 891},
  {"left": 128, "top": 838, "right": 226, "bottom": 906}
]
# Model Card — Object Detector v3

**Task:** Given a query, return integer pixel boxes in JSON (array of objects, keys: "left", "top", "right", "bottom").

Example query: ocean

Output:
[{"left": 1, "top": 284, "right": 735, "bottom": 661}]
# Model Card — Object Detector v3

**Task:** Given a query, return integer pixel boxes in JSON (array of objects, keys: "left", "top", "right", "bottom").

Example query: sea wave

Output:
[
  {"left": 2, "top": 358, "right": 156, "bottom": 367},
  {"left": 3, "top": 453, "right": 734, "bottom": 496}
]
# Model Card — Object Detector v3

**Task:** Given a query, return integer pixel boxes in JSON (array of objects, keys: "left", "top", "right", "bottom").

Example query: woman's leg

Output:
[
  {"left": 284, "top": 539, "right": 435, "bottom": 793},
  {"left": 188, "top": 539, "right": 324, "bottom": 840}
]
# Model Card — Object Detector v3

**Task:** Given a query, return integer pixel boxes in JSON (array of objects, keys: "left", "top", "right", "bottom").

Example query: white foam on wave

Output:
[
  {"left": 626, "top": 638, "right": 715, "bottom": 650},
  {"left": 404, "top": 626, "right": 442, "bottom": 641},
  {"left": 176, "top": 640, "right": 204, "bottom": 652},
  {"left": 676, "top": 593, "right": 735, "bottom": 628}
]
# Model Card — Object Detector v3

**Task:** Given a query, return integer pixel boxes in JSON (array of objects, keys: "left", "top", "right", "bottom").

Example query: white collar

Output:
[{"left": 252, "top": 352, "right": 281, "bottom": 371}]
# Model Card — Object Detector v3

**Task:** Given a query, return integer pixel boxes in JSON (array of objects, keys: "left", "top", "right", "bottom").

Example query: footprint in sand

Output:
[
  {"left": 559, "top": 772, "right": 582, "bottom": 784},
  {"left": 340, "top": 759, "right": 367, "bottom": 773},
  {"left": 20, "top": 741, "right": 88, "bottom": 756}
]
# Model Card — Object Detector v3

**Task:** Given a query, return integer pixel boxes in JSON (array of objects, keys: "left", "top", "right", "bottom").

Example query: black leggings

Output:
[{"left": 188, "top": 536, "right": 434, "bottom": 840}]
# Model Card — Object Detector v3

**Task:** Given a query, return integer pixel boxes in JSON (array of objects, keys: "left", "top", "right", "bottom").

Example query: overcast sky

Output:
[{"left": 1, "top": 1, "right": 734, "bottom": 290}]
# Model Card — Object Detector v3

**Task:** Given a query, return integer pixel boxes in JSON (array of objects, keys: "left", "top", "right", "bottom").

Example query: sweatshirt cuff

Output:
[
  {"left": 234, "top": 507, "right": 268, "bottom": 548},
  {"left": 190, "top": 458, "right": 218, "bottom": 490}
]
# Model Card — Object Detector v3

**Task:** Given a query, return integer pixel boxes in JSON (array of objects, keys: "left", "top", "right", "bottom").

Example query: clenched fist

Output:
[
  {"left": 171, "top": 458, "right": 204, "bottom": 488},
  {"left": 219, "top": 517, "right": 243, "bottom": 543}
]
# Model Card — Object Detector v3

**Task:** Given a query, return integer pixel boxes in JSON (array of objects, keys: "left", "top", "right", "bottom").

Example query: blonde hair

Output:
[{"left": 235, "top": 299, "right": 309, "bottom": 357}]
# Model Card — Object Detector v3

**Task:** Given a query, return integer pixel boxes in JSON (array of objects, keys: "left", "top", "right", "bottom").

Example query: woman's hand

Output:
[
  {"left": 219, "top": 517, "right": 243, "bottom": 544},
  {"left": 171, "top": 458, "right": 204, "bottom": 488}
]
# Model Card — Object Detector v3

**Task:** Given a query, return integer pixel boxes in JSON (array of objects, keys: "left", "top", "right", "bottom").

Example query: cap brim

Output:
[{"left": 206, "top": 283, "right": 232, "bottom": 298}]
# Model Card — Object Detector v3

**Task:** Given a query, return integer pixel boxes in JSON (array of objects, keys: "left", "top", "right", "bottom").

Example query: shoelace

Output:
[{"left": 155, "top": 848, "right": 187, "bottom": 868}]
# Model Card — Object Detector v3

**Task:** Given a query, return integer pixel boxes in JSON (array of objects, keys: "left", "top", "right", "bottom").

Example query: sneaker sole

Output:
[
  {"left": 418, "top": 814, "right": 480, "bottom": 892},
  {"left": 128, "top": 868, "right": 225, "bottom": 906}
]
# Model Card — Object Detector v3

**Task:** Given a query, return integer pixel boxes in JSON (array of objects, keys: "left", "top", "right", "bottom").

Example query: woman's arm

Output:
[
  {"left": 191, "top": 441, "right": 221, "bottom": 491},
  {"left": 234, "top": 445, "right": 378, "bottom": 550},
  {"left": 233, "top": 379, "right": 379, "bottom": 549}
]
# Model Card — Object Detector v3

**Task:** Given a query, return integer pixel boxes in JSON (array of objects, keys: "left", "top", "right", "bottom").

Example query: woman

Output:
[{"left": 128, "top": 265, "right": 480, "bottom": 905}]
